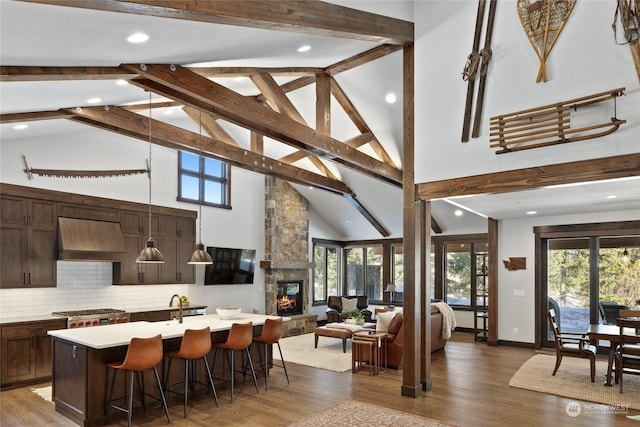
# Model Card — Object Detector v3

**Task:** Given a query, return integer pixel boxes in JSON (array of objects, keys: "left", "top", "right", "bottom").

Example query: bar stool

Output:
[
  {"left": 212, "top": 322, "right": 259, "bottom": 402},
  {"left": 250, "top": 318, "right": 289, "bottom": 389},
  {"left": 106, "top": 334, "right": 170, "bottom": 427},
  {"left": 164, "top": 327, "right": 219, "bottom": 417}
]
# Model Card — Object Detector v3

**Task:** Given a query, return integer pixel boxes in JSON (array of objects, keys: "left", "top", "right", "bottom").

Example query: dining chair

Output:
[
  {"left": 164, "top": 327, "right": 219, "bottom": 417},
  {"left": 106, "top": 335, "right": 170, "bottom": 427},
  {"left": 548, "top": 308, "right": 596, "bottom": 382},
  {"left": 614, "top": 317, "right": 640, "bottom": 393}
]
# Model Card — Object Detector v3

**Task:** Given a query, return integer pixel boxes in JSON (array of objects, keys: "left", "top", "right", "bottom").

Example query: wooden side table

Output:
[{"left": 352, "top": 331, "right": 387, "bottom": 375}]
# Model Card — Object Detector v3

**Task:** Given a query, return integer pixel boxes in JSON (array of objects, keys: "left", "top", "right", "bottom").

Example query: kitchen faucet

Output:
[{"left": 169, "top": 294, "right": 183, "bottom": 323}]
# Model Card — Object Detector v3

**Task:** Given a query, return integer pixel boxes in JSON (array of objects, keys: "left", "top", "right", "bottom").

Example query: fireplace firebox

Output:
[{"left": 277, "top": 280, "right": 303, "bottom": 316}]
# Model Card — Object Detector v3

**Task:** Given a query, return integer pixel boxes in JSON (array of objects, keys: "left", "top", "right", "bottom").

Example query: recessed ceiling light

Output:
[
  {"left": 127, "top": 32, "right": 149, "bottom": 43},
  {"left": 234, "top": 76, "right": 246, "bottom": 82},
  {"left": 385, "top": 93, "right": 396, "bottom": 104},
  {"left": 345, "top": 220, "right": 352, "bottom": 225},
  {"left": 162, "top": 109, "right": 173, "bottom": 115},
  {"left": 526, "top": 210, "right": 538, "bottom": 215},
  {"left": 606, "top": 195, "right": 617, "bottom": 199},
  {"left": 297, "top": 45, "right": 311, "bottom": 53},
  {"left": 115, "top": 79, "right": 128, "bottom": 86},
  {"left": 454, "top": 209, "right": 463, "bottom": 216},
  {"left": 13, "top": 124, "right": 28, "bottom": 130},
  {"left": 86, "top": 97, "right": 102, "bottom": 104}
]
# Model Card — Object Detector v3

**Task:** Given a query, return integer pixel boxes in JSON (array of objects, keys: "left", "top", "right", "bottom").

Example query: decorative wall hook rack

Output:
[
  {"left": 22, "top": 155, "right": 148, "bottom": 180},
  {"left": 489, "top": 88, "right": 626, "bottom": 154}
]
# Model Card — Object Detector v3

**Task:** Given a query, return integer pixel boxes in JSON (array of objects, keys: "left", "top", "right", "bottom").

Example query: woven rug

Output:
[
  {"left": 509, "top": 354, "right": 640, "bottom": 410},
  {"left": 288, "top": 399, "right": 455, "bottom": 427},
  {"left": 274, "top": 332, "right": 352, "bottom": 372},
  {"left": 30, "top": 385, "right": 52, "bottom": 402}
]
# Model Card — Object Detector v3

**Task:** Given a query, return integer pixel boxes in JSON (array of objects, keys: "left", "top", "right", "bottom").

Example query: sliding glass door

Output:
[{"left": 541, "top": 232, "right": 639, "bottom": 347}]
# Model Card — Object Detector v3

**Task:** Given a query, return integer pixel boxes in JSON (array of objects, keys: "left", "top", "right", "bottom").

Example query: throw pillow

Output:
[
  {"left": 376, "top": 311, "right": 397, "bottom": 332},
  {"left": 341, "top": 297, "right": 358, "bottom": 313}
]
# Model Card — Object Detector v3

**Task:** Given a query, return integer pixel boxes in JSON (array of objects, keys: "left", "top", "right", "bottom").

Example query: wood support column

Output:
[
  {"left": 488, "top": 218, "right": 498, "bottom": 345},
  {"left": 401, "top": 43, "right": 421, "bottom": 398},
  {"left": 421, "top": 201, "right": 432, "bottom": 391}
]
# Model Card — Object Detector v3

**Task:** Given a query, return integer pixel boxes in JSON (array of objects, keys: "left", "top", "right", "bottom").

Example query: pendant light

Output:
[
  {"left": 136, "top": 91, "right": 164, "bottom": 263},
  {"left": 188, "top": 110, "right": 213, "bottom": 265}
]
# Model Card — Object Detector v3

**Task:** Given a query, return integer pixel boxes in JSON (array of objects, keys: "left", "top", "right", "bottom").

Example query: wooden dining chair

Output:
[
  {"left": 614, "top": 310, "right": 640, "bottom": 392},
  {"left": 548, "top": 308, "right": 596, "bottom": 382}
]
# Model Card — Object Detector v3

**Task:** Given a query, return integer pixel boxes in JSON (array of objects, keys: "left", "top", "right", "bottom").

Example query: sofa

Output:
[
  {"left": 325, "top": 295, "right": 373, "bottom": 323},
  {"left": 364, "top": 305, "right": 447, "bottom": 369}
]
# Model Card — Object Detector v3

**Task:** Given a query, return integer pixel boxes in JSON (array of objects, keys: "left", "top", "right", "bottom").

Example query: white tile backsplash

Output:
[{"left": 0, "top": 261, "right": 192, "bottom": 320}]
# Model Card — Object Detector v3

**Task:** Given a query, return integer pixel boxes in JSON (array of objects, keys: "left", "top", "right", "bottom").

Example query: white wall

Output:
[
  {"left": 0, "top": 123, "right": 267, "bottom": 319},
  {"left": 414, "top": 0, "right": 639, "bottom": 184}
]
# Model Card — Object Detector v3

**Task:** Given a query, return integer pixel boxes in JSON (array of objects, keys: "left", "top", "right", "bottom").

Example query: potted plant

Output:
[{"left": 345, "top": 308, "right": 364, "bottom": 325}]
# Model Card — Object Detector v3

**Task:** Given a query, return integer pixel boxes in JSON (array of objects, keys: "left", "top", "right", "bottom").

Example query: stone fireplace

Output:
[{"left": 262, "top": 177, "right": 317, "bottom": 336}]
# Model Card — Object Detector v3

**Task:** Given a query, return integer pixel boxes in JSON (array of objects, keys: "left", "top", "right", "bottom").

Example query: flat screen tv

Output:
[{"left": 204, "top": 247, "right": 256, "bottom": 285}]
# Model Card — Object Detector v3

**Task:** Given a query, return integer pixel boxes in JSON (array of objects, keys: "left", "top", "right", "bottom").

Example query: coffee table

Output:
[{"left": 314, "top": 322, "right": 375, "bottom": 353}]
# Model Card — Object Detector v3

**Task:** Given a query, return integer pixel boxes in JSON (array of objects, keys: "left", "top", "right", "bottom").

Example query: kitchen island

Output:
[{"left": 48, "top": 313, "right": 283, "bottom": 426}]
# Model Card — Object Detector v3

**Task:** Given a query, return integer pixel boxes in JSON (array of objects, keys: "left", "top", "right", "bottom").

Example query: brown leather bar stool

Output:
[
  {"left": 250, "top": 318, "right": 289, "bottom": 389},
  {"left": 106, "top": 334, "right": 170, "bottom": 427},
  {"left": 164, "top": 327, "right": 219, "bottom": 417},
  {"left": 212, "top": 322, "right": 259, "bottom": 402}
]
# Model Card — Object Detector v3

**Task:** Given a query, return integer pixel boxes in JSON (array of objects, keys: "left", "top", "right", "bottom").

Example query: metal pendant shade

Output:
[
  {"left": 137, "top": 91, "right": 164, "bottom": 264},
  {"left": 188, "top": 110, "right": 213, "bottom": 265},
  {"left": 188, "top": 242, "right": 213, "bottom": 265},
  {"left": 137, "top": 237, "right": 165, "bottom": 263}
]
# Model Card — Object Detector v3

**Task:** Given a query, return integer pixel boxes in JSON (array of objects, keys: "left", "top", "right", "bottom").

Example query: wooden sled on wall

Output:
[{"left": 489, "top": 88, "right": 626, "bottom": 154}]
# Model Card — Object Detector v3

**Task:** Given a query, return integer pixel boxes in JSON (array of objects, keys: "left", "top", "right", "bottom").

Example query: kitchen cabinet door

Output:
[
  {"left": 0, "top": 196, "right": 56, "bottom": 288},
  {"left": 0, "top": 319, "right": 66, "bottom": 389}
]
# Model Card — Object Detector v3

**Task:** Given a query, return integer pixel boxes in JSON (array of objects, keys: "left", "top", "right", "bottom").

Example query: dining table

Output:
[{"left": 588, "top": 322, "right": 640, "bottom": 386}]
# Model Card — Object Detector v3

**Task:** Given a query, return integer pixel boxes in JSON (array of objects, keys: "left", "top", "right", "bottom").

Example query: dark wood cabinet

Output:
[
  {"left": 0, "top": 184, "right": 196, "bottom": 287},
  {"left": 114, "top": 213, "right": 195, "bottom": 285},
  {"left": 0, "top": 319, "right": 67, "bottom": 389},
  {"left": 0, "top": 195, "right": 56, "bottom": 288}
]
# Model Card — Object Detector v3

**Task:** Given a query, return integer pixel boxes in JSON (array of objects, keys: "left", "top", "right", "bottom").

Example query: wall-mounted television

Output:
[{"left": 204, "top": 247, "right": 256, "bottom": 285}]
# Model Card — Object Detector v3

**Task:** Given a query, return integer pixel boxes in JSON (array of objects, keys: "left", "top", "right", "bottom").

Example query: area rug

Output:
[
  {"left": 509, "top": 354, "right": 640, "bottom": 410},
  {"left": 288, "top": 398, "right": 455, "bottom": 427},
  {"left": 273, "top": 332, "right": 352, "bottom": 372},
  {"left": 30, "top": 385, "right": 52, "bottom": 402}
]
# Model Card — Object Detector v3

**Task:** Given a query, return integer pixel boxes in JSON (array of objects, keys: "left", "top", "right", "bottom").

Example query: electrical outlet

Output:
[{"left": 513, "top": 327, "right": 518, "bottom": 335}]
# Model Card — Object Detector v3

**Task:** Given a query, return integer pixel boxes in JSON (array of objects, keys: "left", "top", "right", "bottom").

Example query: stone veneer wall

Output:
[{"left": 264, "top": 177, "right": 316, "bottom": 336}]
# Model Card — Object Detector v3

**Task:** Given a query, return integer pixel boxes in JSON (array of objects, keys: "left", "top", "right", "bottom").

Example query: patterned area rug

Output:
[
  {"left": 274, "top": 332, "right": 352, "bottom": 372},
  {"left": 509, "top": 354, "right": 640, "bottom": 410},
  {"left": 288, "top": 399, "right": 455, "bottom": 427}
]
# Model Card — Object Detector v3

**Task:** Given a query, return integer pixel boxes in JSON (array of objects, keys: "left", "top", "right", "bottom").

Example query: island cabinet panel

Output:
[
  {"left": 0, "top": 319, "right": 67, "bottom": 389},
  {"left": 0, "top": 195, "right": 56, "bottom": 288}
]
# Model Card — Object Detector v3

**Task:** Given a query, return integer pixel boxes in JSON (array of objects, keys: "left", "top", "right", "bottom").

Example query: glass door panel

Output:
[{"left": 547, "top": 238, "right": 591, "bottom": 337}]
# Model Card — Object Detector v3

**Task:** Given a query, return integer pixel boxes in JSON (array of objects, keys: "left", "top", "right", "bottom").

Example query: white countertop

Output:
[{"left": 48, "top": 313, "right": 287, "bottom": 349}]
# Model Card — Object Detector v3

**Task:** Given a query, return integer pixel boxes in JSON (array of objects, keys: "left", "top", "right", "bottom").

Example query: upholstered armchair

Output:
[{"left": 325, "top": 295, "right": 372, "bottom": 323}]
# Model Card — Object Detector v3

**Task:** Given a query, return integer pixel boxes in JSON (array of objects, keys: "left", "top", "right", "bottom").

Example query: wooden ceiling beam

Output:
[
  {"left": 417, "top": 154, "right": 640, "bottom": 200},
  {"left": 123, "top": 64, "right": 402, "bottom": 186},
  {"left": 331, "top": 78, "right": 397, "bottom": 167},
  {"left": 326, "top": 44, "right": 403, "bottom": 75},
  {"left": 344, "top": 194, "right": 390, "bottom": 237},
  {"left": 63, "top": 105, "right": 353, "bottom": 196},
  {"left": 0, "top": 65, "right": 130, "bottom": 82},
  {"left": 182, "top": 106, "right": 239, "bottom": 147},
  {"left": 22, "top": 0, "right": 413, "bottom": 45},
  {"left": 0, "top": 110, "right": 71, "bottom": 123}
]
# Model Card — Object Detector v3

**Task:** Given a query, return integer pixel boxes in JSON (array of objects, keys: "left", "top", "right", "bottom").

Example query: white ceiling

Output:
[{"left": 1, "top": 1, "right": 638, "bottom": 240}]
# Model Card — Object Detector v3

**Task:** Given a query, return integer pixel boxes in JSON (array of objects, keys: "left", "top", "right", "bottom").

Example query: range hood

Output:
[{"left": 57, "top": 217, "right": 126, "bottom": 261}]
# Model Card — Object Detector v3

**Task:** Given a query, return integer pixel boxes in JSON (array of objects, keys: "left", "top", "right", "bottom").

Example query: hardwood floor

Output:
[{"left": 1, "top": 332, "right": 638, "bottom": 426}]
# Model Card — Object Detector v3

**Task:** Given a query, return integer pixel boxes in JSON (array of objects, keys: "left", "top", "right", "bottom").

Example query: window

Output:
[
  {"left": 312, "top": 242, "right": 339, "bottom": 304},
  {"left": 178, "top": 151, "right": 230, "bottom": 208},
  {"left": 344, "top": 246, "right": 383, "bottom": 301},
  {"left": 391, "top": 243, "right": 404, "bottom": 304}
]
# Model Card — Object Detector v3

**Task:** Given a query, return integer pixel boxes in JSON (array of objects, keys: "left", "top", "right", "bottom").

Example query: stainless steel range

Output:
[{"left": 52, "top": 308, "right": 130, "bottom": 328}]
